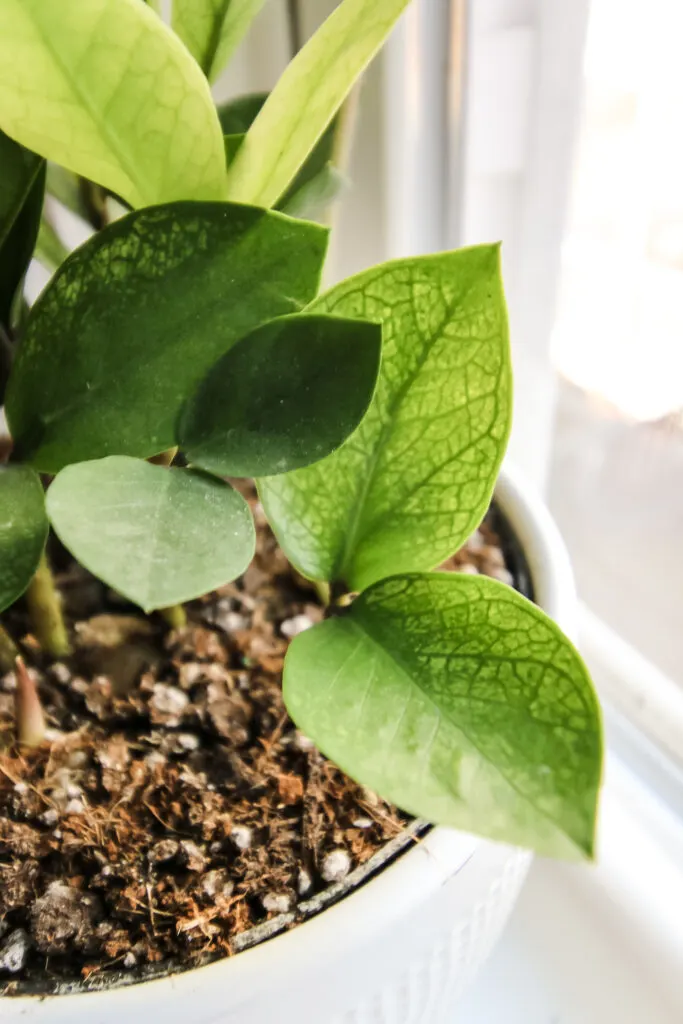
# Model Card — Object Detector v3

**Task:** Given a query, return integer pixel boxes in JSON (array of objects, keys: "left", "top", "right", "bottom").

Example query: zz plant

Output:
[{"left": 0, "top": 0, "right": 602, "bottom": 860}]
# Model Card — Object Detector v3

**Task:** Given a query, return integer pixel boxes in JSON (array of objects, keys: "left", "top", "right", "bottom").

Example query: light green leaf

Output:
[
  {"left": 260, "top": 245, "right": 511, "bottom": 591},
  {"left": 285, "top": 573, "right": 603, "bottom": 859},
  {"left": 0, "top": 466, "right": 48, "bottom": 613},
  {"left": 6, "top": 202, "right": 328, "bottom": 473},
  {"left": 0, "top": 0, "right": 226, "bottom": 209},
  {"left": 219, "top": 94, "right": 342, "bottom": 218},
  {"left": 46, "top": 457, "right": 255, "bottom": 612},
  {"left": 173, "top": 0, "right": 266, "bottom": 82},
  {"left": 0, "top": 130, "right": 45, "bottom": 329},
  {"left": 179, "top": 313, "right": 382, "bottom": 477},
  {"left": 225, "top": 0, "right": 411, "bottom": 208}
]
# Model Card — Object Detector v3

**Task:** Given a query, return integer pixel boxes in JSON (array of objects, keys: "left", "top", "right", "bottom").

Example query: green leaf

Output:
[
  {"left": 0, "top": 131, "right": 45, "bottom": 329},
  {"left": 279, "top": 165, "right": 344, "bottom": 222},
  {"left": 219, "top": 94, "right": 341, "bottom": 217},
  {"left": 6, "top": 202, "right": 328, "bottom": 473},
  {"left": 46, "top": 457, "right": 255, "bottom": 612},
  {"left": 0, "top": 466, "right": 48, "bottom": 613},
  {"left": 225, "top": 0, "right": 411, "bottom": 208},
  {"left": 34, "top": 217, "right": 70, "bottom": 275},
  {"left": 260, "top": 245, "right": 511, "bottom": 591},
  {"left": 217, "top": 95, "right": 268, "bottom": 137},
  {"left": 179, "top": 313, "right": 382, "bottom": 477},
  {"left": 0, "top": 0, "right": 226, "bottom": 209},
  {"left": 173, "top": 0, "right": 267, "bottom": 82},
  {"left": 285, "top": 573, "right": 603, "bottom": 859}
]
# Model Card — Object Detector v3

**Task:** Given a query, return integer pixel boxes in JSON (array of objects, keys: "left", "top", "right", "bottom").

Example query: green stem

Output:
[
  {"left": 313, "top": 579, "right": 330, "bottom": 606},
  {"left": 0, "top": 623, "right": 18, "bottom": 674},
  {"left": 25, "top": 553, "right": 71, "bottom": 659},
  {"left": 160, "top": 604, "right": 187, "bottom": 629}
]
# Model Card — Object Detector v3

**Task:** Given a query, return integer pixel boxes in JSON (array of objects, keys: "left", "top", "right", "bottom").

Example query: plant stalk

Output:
[
  {"left": 25, "top": 552, "right": 71, "bottom": 659},
  {"left": 14, "top": 656, "right": 46, "bottom": 747},
  {"left": 0, "top": 623, "right": 18, "bottom": 674},
  {"left": 287, "top": 0, "right": 304, "bottom": 57},
  {"left": 313, "top": 580, "right": 331, "bottom": 606},
  {"left": 160, "top": 604, "right": 187, "bottom": 629}
]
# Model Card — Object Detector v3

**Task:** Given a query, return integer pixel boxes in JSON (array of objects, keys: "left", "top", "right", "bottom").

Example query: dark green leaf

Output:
[
  {"left": 0, "top": 466, "right": 48, "bottom": 613},
  {"left": 279, "top": 165, "right": 344, "bottom": 222},
  {"left": 179, "top": 313, "right": 382, "bottom": 477},
  {"left": 284, "top": 573, "right": 603, "bottom": 859},
  {"left": 0, "top": 130, "right": 45, "bottom": 329},
  {"left": 261, "top": 245, "right": 512, "bottom": 591},
  {"left": 6, "top": 202, "right": 328, "bottom": 473},
  {"left": 218, "top": 95, "right": 267, "bottom": 136},
  {"left": 46, "top": 457, "right": 255, "bottom": 612},
  {"left": 224, "top": 133, "right": 246, "bottom": 165}
]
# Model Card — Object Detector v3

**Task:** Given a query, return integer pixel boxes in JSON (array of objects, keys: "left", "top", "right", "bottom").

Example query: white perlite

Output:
[
  {"left": 280, "top": 614, "right": 314, "bottom": 639},
  {"left": 261, "top": 892, "right": 292, "bottom": 914},
  {"left": 150, "top": 683, "right": 189, "bottom": 726},
  {"left": 0, "top": 929, "right": 31, "bottom": 973},
  {"left": 321, "top": 849, "right": 351, "bottom": 883},
  {"left": 230, "top": 825, "right": 253, "bottom": 851},
  {"left": 297, "top": 868, "right": 313, "bottom": 895}
]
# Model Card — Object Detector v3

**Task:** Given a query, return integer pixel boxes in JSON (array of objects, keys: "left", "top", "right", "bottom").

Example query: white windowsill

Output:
[{"left": 459, "top": 751, "right": 683, "bottom": 1022}]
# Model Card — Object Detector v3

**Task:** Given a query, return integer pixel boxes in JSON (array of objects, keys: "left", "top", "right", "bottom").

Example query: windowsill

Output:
[{"left": 458, "top": 753, "right": 683, "bottom": 1022}]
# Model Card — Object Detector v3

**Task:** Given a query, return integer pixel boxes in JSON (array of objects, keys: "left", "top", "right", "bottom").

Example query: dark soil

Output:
[{"left": 0, "top": 487, "right": 525, "bottom": 994}]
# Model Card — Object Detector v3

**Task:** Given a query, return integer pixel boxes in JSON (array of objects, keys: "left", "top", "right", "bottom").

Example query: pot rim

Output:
[{"left": 3, "top": 461, "right": 575, "bottom": 1009}]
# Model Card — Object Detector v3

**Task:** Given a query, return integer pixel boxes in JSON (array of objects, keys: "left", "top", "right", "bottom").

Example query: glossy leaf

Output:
[
  {"left": 173, "top": 0, "right": 266, "bottom": 82},
  {"left": 260, "top": 245, "right": 511, "bottom": 591},
  {"left": 225, "top": 0, "right": 411, "bottom": 208},
  {"left": 0, "top": 130, "right": 45, "bottom": 329},
  {"left": 219, "top": 94, "right": 341, "bottom": 216},
  {"left": 6, "top": 202, "right": 328, "bottom": 473},
  {"left": 0, "top": 466, "right": 48, "bottom": 613},
  {"left": 46, "top": 457, "right": 255, "bottom": 612},
  {"left": 285, "top": 573, "right": 603, "bottom": 858},
  {"left": 179, "top": 314, "right": 382, "bottom": 477},
  {"left": 0, "top": 0, "right": 226, "bottom": 209}
]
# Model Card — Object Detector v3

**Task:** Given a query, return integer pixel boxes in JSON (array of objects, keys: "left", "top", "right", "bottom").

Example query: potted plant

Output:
[{"left": 0, "top": 0, "right": 603, "bottom": 1019}]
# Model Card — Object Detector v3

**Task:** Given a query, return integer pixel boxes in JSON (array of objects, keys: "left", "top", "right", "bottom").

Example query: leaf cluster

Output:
[{"left": 0, "top": 0, "right": 602, "bottom": 857}]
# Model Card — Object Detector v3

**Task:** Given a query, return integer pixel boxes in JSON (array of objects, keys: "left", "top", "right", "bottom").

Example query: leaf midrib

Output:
[
  {"left": 142, "top": 464, "right": 174, "bottom": 611},
  {"left": 332, "top": 276, "right": 481, "bottom": 584},
  {"left": 348, "top": 612, "right": 587, "bottom": 852}
]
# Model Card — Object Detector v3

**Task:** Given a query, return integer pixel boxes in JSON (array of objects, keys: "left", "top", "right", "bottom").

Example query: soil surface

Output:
[{"left": 0, "top": 487, "right": 524, "bottom": 993}]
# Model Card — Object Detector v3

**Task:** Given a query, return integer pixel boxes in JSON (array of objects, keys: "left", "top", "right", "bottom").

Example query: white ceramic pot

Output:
[{"left": 3, "top": 464, "right": 577, "bottom": 1024}]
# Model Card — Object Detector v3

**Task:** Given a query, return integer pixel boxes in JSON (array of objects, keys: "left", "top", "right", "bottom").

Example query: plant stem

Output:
[
  {"left": 0, "top": 623, "right": 18, "bottom": 673},
  {"left": 287, "top": 0, "right": 304, "bottom": 57},
  {"left": 25, "top": 552, "right": 71, "bottom": 659},
  {"left": 313, "top": 580, "right": 330, "bottom": 606},
  {"left": 160, "top": 604, "right": 187, "bottom": 629},
  {"left": 14, "top": 656, "right": 46, "bottom": 748},
  {"left": 79, "top": 178, "right": 109, "bottom": 231}
]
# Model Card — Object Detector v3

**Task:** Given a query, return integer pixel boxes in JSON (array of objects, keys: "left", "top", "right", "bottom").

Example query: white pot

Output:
[{"left": 3, "top": 464, "right": 577, "bottom": 1024}]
